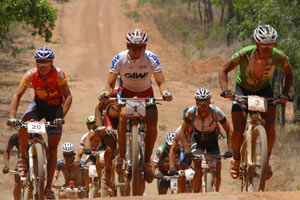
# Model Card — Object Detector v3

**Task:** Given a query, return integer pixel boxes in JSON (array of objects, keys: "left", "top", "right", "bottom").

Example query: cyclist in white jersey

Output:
[{"left": 99, "top": 29, "right": 173, "bottom": 186}]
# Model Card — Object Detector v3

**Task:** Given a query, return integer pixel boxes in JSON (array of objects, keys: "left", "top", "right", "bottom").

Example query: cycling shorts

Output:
[
  {"left": 22, "top": 101, "right": 63, "bottom": 135},
  {"left": 232, "top": 83, "right": 274, "bottom": 113}
]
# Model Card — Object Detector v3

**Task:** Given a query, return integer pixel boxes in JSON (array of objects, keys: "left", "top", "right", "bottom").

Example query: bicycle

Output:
[
  {"left": 53, "top": 180, "right": 87, "bottom": 199},
  {"left": 111, "top": 97, "right": 164, "bottom": 196},
  {"left": 193, "top": 151, "right": 231, "bottom": 192},
  {"left": 85, "top": 151, "right": 104, "bottom": 198},
  {"left": 222, "top": 94, "right": 290, "bottom": 192},
  {"left": 13, "top": 120, "right": 58, "bottom": 200},
  {"left": 155, "top": 168, "right": 194, "bottom": 194}
]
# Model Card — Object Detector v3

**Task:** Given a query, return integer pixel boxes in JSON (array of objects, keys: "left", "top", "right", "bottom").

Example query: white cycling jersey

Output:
[
  {"left": 79, "top": 132, "right": 89, "bottom": 148},
  {"left": 110, "top": 50, "right": 162, "bottom": 92}
]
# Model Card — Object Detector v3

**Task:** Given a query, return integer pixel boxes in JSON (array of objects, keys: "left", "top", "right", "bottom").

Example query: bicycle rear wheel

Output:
[
  {"left": 33, "top": 143, "right": 45, "bottom": 199},
  {"left": 203, "top": 173, "right": 214, "bottom": 192},
  {"left": 131, "top": 125, "right": 139, "bottom": 196},
  {"left": 21, "top": 187, "right": 30, "bottom": 200}
]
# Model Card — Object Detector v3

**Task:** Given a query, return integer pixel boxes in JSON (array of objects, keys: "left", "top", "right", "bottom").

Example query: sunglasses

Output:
[
  {"left": 36, "top": 62, "right": 52, "bottom": 67},
  {"left": 128, "top": 45, "right": 145, "bottom": 51},
  {"left": 196, "top": 100, "right": 210, "bottom": 105},
  {"left": 258, "top": 44, "right": 274, "bottom": 50},
  {"left": 63, "top": 153, "right": 74, "bottom": 157}
]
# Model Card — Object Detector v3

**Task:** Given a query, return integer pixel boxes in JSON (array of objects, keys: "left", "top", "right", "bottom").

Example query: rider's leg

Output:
[
  {"left": 261, "top": 105, "right": 276, "bottom": 180},
  {"left": 231, "top": 111, "right": 247, "bottom": 160},
  {"left": 138, "top": 176, "right": 146, "bottom": 196},
  {"left": 117, "top": 107, "right": 127, "bottom": 159},
  {"left": 104, "top": 136, "right": 115, "bottom": 173},
  {"left": 215, "top": 161, "right": 221, "bottom": 192},
  {"left": 45, "top": 134, "right": 61, "bottom": 190},
  {"left": 192, "top": 160, "right": 202, "bottom": 193},
  {"left": 178, "top": 175, "right": 187, "bottom": 193},
  {"left": 144, "top": 108, "right": 158, "bottom": 163},
  {"left": 14, "top": 175, "right": 21, "bottom": 200},
  {"left": 17, "top": 128, "right": 28, "bottom": 177}
]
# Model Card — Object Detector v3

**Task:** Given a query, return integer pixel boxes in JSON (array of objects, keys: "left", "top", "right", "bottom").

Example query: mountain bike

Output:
[
  {"left": 53, "top": 180, "right": 87, "bottom": 199},
  {"left": 14, "top": 120, "right": 58, "bottom": 200},
  {"left": 193, "top": 151, "right": 231, "bottom": 192},
  {"left": 222, "top": 94, "right": 290, "bottom": 192},
  {"left": 155, "top": 168, "right": 194, "bottom": 194},
  {"left": 112, "top": 97, "right": 164, "bottom": 196}
]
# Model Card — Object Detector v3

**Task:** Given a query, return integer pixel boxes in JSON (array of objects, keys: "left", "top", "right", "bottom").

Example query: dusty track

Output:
[{"left": 0, "top": 0, "right": 299, "bottom": 199}]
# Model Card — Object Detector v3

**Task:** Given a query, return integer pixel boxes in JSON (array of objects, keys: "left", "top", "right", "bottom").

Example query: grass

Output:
[{"left": 124, "top": 11, "right": 140, "bottom": 21}]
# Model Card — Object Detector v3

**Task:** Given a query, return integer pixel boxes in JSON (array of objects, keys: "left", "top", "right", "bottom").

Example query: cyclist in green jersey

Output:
[{"left": 218, "top": 24, "right": 293, "bottom": 180}]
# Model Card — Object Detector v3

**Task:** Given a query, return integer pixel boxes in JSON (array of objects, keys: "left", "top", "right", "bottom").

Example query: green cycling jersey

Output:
[{"left": 232, "top": 45, "right": 290, "bottom": 91}]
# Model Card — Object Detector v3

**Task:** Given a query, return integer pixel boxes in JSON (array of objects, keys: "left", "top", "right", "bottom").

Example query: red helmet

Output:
[{"left": 126, "top": 29, "right": 148, "bottom": 45}]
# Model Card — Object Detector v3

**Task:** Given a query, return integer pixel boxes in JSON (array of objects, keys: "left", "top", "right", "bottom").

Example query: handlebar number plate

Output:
[
  {"left": 126, "top": 99, "right": 146, "bottom": 117},
  {"left": 248, "top": 95, "right": 267, "bottom": 112},
  {"left": 27, "top": 122, "right": 46, "bottom": 134},
  {"left": 170, "top": 178, "right": 178, "bottom": 192}
]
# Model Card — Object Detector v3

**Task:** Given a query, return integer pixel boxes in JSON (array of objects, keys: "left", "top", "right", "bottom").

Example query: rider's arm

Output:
[
  {"left": 84, "top": 130, "right": 97, "bottom": 149},
  {"left": 218, "top": 58, "right": 239, "bottom": 91},
  {"left": 9, "top": 84, "right": 27, "bottom": 118},
  {"left": 76, "top": 148, "right": 84, "bottom": 161},
  {"left": 95, "top": 101, "right": 107, "bottom": 127},
  {"left": 179, "top": 122, "right": 191, "bottom": 153},
  {"left": 281, "top": 63, "right": 294, "bottom": 95},
  {"left": 103, "top": 72, "right": 118, "bottom": 94},
  {"left": 153, "top": 72, "right": 169, "bottom": 95},
  {"left": 59, "top": 83, "right": 72, "bottom": 117},
  {"left": 169, "top": 135, "right": 179, "bottom": 168},
  {"left": 220, "top": 120, "right": 233, "bottom": 151},
  {"left": 3, "top": 145, "right": 12, "bottom": 167}
]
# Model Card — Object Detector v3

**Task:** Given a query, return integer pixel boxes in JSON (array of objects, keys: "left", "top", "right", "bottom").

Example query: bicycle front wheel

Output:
[
  {"left": 21, "top": 186, "right": 30, "bottom": 200},
  {"left": 248, "top": 125, "right": 268, "bottom": 192},
  {"left": 131, "top": 125, "right": 139, "bottom": 196},
  {"left": 203, "top": 173, "right": 214, "bottom": 192},
  {"left": 33, "top": 143, "right": 45, "bottom": 199}
]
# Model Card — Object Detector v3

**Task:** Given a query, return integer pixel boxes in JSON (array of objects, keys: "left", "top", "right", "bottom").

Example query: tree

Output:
[{"left": 0, "top": 0, "right": 57, "bottom": 49}]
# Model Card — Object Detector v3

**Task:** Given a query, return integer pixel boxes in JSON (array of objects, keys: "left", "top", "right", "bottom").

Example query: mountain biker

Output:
[
  {"left": 153, "top": 130, "right": 178, "bottom": 194},
  {"left": 7, "top": 46, "right": 72, "bottom": 199},
  {"left": 75, "top": 116, "right": 102, "bottom": 162},
  {"left": 85, "top": 103, "right": 120, "bottom": 193},
  {"left": 99, "top": 29, "right": 173, "bottom": 185},
  {"left": 2, "top": 133, "right": 47, "bottom": 200},
  {"left": 218, "top": 24, "right": 293, "bottom": 180},
  {"left": 53, "top": 143, "right": 89, "bottom": 199},
  {"left": 177, "top": 88, "right": 233, "bottom": 192}
]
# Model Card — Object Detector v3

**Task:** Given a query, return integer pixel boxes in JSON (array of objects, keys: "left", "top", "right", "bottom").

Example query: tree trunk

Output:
[
  {"left": 293, "top": 77, "right": 300, "bottom": 122},
  {"left": 197, "top": 0, "right": 203, "bottom": 24},
  {"left": 279, "top": 69, "right": 286, "bottom": 126},
  {"left": 220, "top": 0, "right": 226, "bottom": 24},
  {"left": 226, "top": 0, "right": 234, "bottom": 46},
  {"left": 207, "top": 0, "right": 213, "bottom": 23}
]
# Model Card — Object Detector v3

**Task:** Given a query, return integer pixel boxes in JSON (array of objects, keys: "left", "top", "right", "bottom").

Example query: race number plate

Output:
[
  {"left": 88, "top": 165, "right": 98, "bottom": 177},
  {"left": 184, "top": 168, "right": 195, "bottom": 181},
  {"left": 27, "top": 122, "right": 46, "bottom": 134},
  {"left": 170, "top": 178, "right": 178, "bottom": 192},
  {"left": 248, "top": 95, "right": 267, "bottom": 112},
  {"left": 126, "top": 98, "right": 146, "bottom": 117}
]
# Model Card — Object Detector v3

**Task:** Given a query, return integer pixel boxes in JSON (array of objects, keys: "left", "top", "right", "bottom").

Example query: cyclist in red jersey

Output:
[{"left": 7, "top": 46, "right": 72, "bottom": 199}]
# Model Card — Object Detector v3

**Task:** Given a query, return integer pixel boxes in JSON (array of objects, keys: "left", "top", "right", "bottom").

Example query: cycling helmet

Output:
[
  {"left": 194, "top": 88, "right": 212, "bottom": 100},
  {"left": 86, "top": 116, "right": 96, "bottom": 125},
  {"left": 165, "top": 130, "right": 176, "bottom": 146},
  {"left": 126, "top": 29, "right": 148, "bottom": 45},
  {"left": 254, "top": 24, "right": 278, "bottom": 44},
  {"left": 34, "top": 46, "right": 55, "bottom": 60},
  {"left": 61, "top": 142, "right": 75, "bottom": 153}
]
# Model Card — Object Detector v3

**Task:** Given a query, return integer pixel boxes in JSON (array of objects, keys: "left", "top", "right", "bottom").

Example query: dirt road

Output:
[{"left": 0, "top": 0, "right": 299, "bottom": 199}]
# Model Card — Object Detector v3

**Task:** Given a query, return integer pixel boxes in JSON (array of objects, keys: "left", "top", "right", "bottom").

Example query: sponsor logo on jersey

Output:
[
  {"left": 147, "top": 53, "right": 160, "bottom": 66},
  {"left": 124, "top": 72, "right": 149, "bottom": 79},
  {"left": 110, "top": 54, "right": 120, "bottom": 69}
]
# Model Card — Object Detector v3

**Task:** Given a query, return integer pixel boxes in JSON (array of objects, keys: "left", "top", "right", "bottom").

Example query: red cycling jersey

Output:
[{"left": 21, "top": 66, "right": 67, "bottom": 105}]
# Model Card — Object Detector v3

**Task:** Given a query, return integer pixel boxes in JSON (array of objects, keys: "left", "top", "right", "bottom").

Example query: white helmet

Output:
[
  {"left": 194, "top": 88, "right": 212, "bottom": 100},
  {"left": 254, "top": 24, "right": 278, "bottom": 44},
  {"left": 61, "top": 142, "right": 75, "bottom": 153},
  {"left": 165, "top": 130, "right": 176, "bottom": 146},
  {"left": 126, "top": 29, "right": 148, "bottom": 44}
]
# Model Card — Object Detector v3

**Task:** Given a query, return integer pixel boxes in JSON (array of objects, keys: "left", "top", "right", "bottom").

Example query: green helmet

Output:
[{"left": 86, "top": 116, "right": 96, "bottom": 125}]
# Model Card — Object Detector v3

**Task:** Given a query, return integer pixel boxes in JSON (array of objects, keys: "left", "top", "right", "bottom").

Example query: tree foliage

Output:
[{"left": 0, "top": 0, "right": 57, "bottom": 48}]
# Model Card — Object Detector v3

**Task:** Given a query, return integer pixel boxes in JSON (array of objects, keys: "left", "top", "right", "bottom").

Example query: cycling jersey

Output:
[
  {"left": 21, "top": 66, "right": 67, "bottom": 105},
  {"left": 56, "top": 159, "right": 85, "bottom": 187},
  {"left": 186, "top": 105, "right": 226, "bottom": 154},
  {"left": 110, "top": 50, "right": 162, "bottom": 92},
  {"left": 232, "top": 45, "right": 290, "bottom": 92},
  {"left": 79, "top": 132, "right": 105, "bottom": 151}
]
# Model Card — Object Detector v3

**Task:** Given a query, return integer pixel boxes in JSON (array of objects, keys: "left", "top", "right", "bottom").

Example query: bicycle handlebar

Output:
[
  {"left": 108, "top": 97, "right": 165, "bottom": 106},
  {"left": 15, "top": 120, "right": 60, "bottom": 129},
  {"left": 220, "top": 94, "right": 293, "bottom": 104}
]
